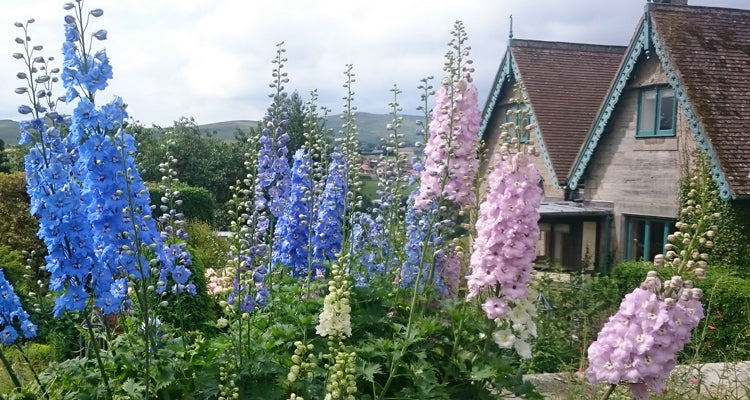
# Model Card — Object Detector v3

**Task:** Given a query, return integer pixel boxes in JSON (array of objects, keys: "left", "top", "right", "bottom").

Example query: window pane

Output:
[
  {"left": 647, "top": 221, "right": 667, "bottom": 262},
  {"left": 639, "top": 89, "right": 656, "bottom": 132},
  {"left": 658, "top": 88, "right": 675, "bottom": 131},
  {"left": 629, "top": 220, "right": 645, "bottom": 260}
]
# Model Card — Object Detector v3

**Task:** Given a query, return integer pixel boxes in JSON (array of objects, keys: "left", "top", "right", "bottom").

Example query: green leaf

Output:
[
  {"left": 358, "top": 359, "right": 383, "bottom": 383},
  {"left": 121, "top": 378, "right": 145, "bottom": 400}
]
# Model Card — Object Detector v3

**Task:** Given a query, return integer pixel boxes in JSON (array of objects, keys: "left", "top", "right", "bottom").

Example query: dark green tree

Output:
[{"left": 0, "top": 138, "right": 8, "bottom": 173}]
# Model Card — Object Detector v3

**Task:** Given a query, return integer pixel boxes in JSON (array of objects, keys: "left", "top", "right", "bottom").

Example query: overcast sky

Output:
[{"left": 1, "top": 0, "right": 747, "bottom": 128}]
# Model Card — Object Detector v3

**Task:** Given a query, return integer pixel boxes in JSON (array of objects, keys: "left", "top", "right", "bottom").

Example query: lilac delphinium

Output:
[
  {"left": 312, "top": 149, "right": 347, "bottom": 274},
  {"left": 467, "top": 150, "right": 542, "bottom": 303},
  {"left": 586, "top": 273, "right": 704, "bottom": 399},
  {"left": 414, "top": 22, "right": 480, "bottom": 210},
  {"left": 587, "top": 156, "right": 718, "bottom": 399},
  {"left": 0, "top": 269, "right": 37, "bottom": 345},
  {"left": 467, "top": 144, "right": 543, "bottom": 358},
  {"left": 273, "top": 149, "right": 315, "bottom": 278}
]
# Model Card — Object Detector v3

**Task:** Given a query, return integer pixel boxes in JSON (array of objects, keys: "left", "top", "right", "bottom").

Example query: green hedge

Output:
[
  {"left": 0, "top": 172, "right": 44, "bottom": 256},
  {"left": 147, "top": 183, "right": 216, "bottom": 226},
  {"left": 611, "top": 261, "right": 750, "bottom": 362}
]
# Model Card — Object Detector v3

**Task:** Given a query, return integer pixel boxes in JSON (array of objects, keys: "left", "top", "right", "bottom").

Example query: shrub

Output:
[
  {"left": 147, "top": 183, "right": 216, "bottom": 226},
  {"left": 0, "top": 173, "right": 44, "bottom": 260}
]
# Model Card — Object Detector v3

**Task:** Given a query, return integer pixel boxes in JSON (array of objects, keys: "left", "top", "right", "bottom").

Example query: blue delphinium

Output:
[
  {"left": 348, "top": 211, "right": 387, "bottom": 284},
  {"left": 154, "top": 140, "right": 196, "bottom": 295},
  {"left": 312, "top": 148, "right": 347, "bottom": 274},
  {"left": 255, "top": 42, "right": 292, "bottom": 222},
  {"left": 273, "top": 148, "right": 315, "bottom": 277},
  {"left": 0, "top": 269, "right": 37, "bottom": 345}
]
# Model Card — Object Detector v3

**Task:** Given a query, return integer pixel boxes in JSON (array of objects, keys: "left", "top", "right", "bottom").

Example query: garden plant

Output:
[{"left": 1, "top": 2, "right": 748, "bottom": 400}]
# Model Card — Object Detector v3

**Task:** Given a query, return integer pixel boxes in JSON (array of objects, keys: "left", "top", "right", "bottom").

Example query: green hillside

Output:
[
  {"left": 0, "top": 120, "right": 19, "bottom": 145},
  {"left": 195, "top": 112, "right": 425, "bottom": 150},
  {"left": 1, "top": 112, "right": 426, "bottom": 151}
]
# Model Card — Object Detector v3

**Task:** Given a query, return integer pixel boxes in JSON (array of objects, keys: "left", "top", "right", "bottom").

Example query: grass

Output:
[{"left": 0, "top": 343, "right": 53, "bottom": 395}]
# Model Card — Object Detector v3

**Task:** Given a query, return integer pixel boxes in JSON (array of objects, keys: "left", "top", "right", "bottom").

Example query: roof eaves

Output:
[
  {"left": 568, "top": 17, "right": 650, "bottom": 190},
  {"left": 479, "top": 51, "right": 513, "bottom": 139},
  {"left": 480, "top": 46, "right": 563, "bottom": 189},
  {"left": 649, "top": 8, "right": 735, "bottom": 200}
]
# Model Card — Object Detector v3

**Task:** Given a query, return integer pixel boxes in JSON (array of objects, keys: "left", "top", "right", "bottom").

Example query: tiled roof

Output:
[
  {"left": 650, "top": 4, "right": 750, "bottom": 196},
  {"left": 510, "top": 40, "right": 625, "bottom": 185}
]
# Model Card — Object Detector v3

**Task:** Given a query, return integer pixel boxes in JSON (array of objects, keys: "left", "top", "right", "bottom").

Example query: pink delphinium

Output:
[
  {"left": 467, "top": 151, "right": 542, "bottom": 307},
  {"left": 414, "top": 78, "right": 480, "bottom": 209},
  {"left": 587, "top": 273, "right": 705, "bottom": 400}
]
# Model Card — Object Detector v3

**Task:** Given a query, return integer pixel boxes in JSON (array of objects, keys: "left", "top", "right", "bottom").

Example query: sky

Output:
[{"left": 1, "top": 0, "right": 748, "bottom": 128}]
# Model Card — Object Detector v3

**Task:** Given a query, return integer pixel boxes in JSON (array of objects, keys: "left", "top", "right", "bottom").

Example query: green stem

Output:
[
  {"left": 601, "top": 383, "right": 617, "bottom": 400},
  {"left": 13, "top": 343, "right": 48, "bottom": 399},
  {"left": 0, "top": 345, "right": 23, "bottom": 391},
  {"left": 84, "top": 312, "right": 113, "bottom": 400}
]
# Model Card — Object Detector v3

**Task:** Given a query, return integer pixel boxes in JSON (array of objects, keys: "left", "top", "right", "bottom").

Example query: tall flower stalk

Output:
[
  {"left": 587, "top": 152, "right": 720, "bottom": 400},
  {"left": 15, "top": 3, "right": 169, "bottom": 398}
]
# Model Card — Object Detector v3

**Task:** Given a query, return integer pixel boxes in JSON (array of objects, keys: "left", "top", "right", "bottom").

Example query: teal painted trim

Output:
[
  {"left": 635, "top": 86, "right": 677, "bottom": 138},
  {"left": 478, "top": 47, "right": 562, "bottom": 189},
  {"left": 479, "top": 53, "right": 513, "bottom": 140},
  {"left": 568, "top": 19, "right": 650, "bottom": 190},
  {"left": 643, "top": 220, "right": 651, "bottom": 261},
  {"left": 509, "top": 62, "right": 562, "bottom": 188},
  {"left": 625, "top": 217, "right": 633, "bottom": 260},
  {"left": 602, "top": 214, "right": 612, "bottom": 275},
  {"left": 648, "top": 23, "right": 734, "bottom": 200},
  {"left": 662, "top": 222, "right": 670, "bottom": 255}
]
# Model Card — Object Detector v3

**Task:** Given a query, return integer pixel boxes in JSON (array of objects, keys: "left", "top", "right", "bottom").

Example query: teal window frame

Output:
[
  {"left": 624, "top": 216, "right": 675, "bottom": 262},
  {"left": 502, "top": 103, "right": 530, "bottom": 143},
  {"left": 636, "top": 85, "right": 676, "bottom": 138}
]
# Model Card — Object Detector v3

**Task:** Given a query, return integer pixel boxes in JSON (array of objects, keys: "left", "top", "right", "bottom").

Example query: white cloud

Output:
[{"left": 0, "top": 0, "right": 748, "bottom": 128}]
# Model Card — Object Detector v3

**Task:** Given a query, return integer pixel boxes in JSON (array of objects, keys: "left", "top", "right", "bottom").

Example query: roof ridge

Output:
[
  {"left": 511, "top": 38, "right": 626, "bottom": 53},
  {"left": 648, "top": 3, "right": 750, "bottom": 14}
]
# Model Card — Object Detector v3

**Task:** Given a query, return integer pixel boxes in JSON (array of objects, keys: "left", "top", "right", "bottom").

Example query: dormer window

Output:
[
  {"left": 636, "top": 85, "right": 676, "bottom": 137},
  {"left": 503, "top": 103, "right": 530, "bottom": 143}
]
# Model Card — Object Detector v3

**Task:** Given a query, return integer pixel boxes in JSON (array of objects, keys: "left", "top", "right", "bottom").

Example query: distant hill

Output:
[
  {"left": 1, "top": 112, "right": 427, "bottom": 151},
  {"left": 0, "top": 120, "right": 19, "bottom": 145},
  {"left": 196, "top": 112, "right": 425, "bottom": 151}
]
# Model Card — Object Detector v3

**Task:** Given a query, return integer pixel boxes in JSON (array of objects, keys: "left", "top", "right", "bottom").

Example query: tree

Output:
[{"left": 0, "top": 138, "right": 8, "bottom": 173}]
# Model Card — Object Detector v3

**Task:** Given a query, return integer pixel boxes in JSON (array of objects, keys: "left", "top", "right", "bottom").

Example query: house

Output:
[
  {"left": 567, "top": 1, "right": 750, "bottom": 267},
  {"left": 479, "top": 37, "right": 625, "bottom": 271}
]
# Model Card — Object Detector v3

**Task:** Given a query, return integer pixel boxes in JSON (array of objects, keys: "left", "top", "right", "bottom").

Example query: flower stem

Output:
[
  {"left": 601, "top": 383, "right": 617, "bottom": 400},
  {"left": 84, "top": 311, "right": 113, "bottom": 400},
  {"left": 0, "top": 345, "right": 23, "bottom": 392},
  {"left": 13, "top": 343, "right": 48, "bottom": 399}
]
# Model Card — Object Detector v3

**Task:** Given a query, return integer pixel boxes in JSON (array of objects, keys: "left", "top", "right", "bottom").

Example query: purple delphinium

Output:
[
  {"left": 273, "top": 148, "right": 315, "bottom": 278},
  {"left": 0, "top": 269, "right": 37, "bottom": 345},
  {"left": 399, "top": 188, "right": 436, "bottom": 290},
  {"left": 311, "top": 148, "right": 347, "bottom": 274},
  {"left": 255, "top": 42, "right": 292, "bottom": 222}
]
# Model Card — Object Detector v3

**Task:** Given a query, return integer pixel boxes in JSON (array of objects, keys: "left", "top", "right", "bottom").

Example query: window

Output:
[
  {"left": 625, "top": 216, "right": 675, "bottom": 262},
  {"left": 637, "top": 86, "right": 676, "bottom": 137},
  {"left": 502, "top": 103, "right": 530, "bottom": 143},
  {"left": 536, "top": 222, "right": 575, "bottom": 267}
]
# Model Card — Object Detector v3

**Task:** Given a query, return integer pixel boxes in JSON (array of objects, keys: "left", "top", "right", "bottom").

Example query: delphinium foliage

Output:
[{"left": 586, "top": 151, "right": 721, "bottom": 400}]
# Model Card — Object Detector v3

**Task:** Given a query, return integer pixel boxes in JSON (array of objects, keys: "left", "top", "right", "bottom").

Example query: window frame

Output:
[
  {"left": 636, "top": 85, "right": 677, "bottom": 138},
  {"left": 624, "top": 216, "right": 675, "bottom": 262},
  {"left": 502, "top": 103, "right": 531, "bottom": 143}
]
